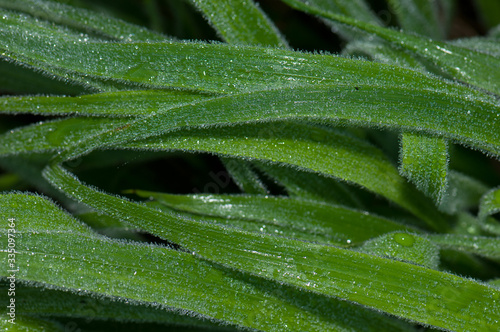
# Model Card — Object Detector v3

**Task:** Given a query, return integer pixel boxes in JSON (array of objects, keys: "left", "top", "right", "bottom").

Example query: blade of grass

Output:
[
  {"left": 429, "top": 234, "right": 500, "bottom": 260},
  {"left": 3, "top": 81, "right": 498, "bottom": 164},
  {"left": 0, "top": 0, "right": 168, "bottom": 41},
  {"left": 4, "top": 9, "right": 497, "bottom": 97},
  {"left": 400, "top": 132, "right": 449, "bottom": 205},
  {"left": 220, "top": 157, "right": 268, "bottom": 195},
  {"left": 294, "top": 0, "right": 382, "bottom": 40},
  {"left": 0, "top": 192, "right": 410, "bottom": 331},
  {"left": 450, "top": 36, "right": 500, "bottom": 57},
  {"left": 43, "top": 164, "right": 500, "bottom": 331},
  {"left": 0, "top": 90, "right": 213, "bottom": 117},
  {"left": 255, "top": 161, "right": 364, "bottom": 208},
  {"left": 439, "top": 171, "right": 489, "bottom": 214},
  {"left": 0, "top": 117, "right": 129, "bottom": 156},
  {"left": 188, "top": 0, "right": 288, "bottom": 47},
  {"left": 387, "top": 0, "right": 444, "bottom": 39},
  {"left": 479, "top": 187, "right": 500, "bottom": 221},
  {"left": 359, "top": 232, "right": 440, "bottom": 269},
  {"left": 0, "top": 11, "right": 154, "bottom": 92},
  {"left": 282, "top": 0, "right": 500, "bottom": 95},
  {"left": 7, "top": 117, "right": 448, "bottom": 230},
  {"left": 45, "top": 86, "right": 500, "bottom": 181},
  {"left": 128, "top": 189, "right": 418, "bottom": 246},
  {"left": 342, "top": 40, "right": 428, "bottom": 71},
  {"left": 478, "top": 187, "right": 500, "bottom": 235},
  {"left": 0, "top": 281, "right": 227, "bottom": 329},
  {"left": 293, "top": 0, "right": 380, "bottom": 26}
]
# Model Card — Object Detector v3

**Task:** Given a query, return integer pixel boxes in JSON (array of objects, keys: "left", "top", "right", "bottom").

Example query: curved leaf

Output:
[
  {"left": 282, "top": 0, "right": 500, "bottom": 95},
  {"left": 1, "top": 192, "right": 405, "bottom": 331},
  {"left": 478, "top": 187, "right": 500, "bottom": 234},
  {"left": 387, "top": 0, "right": 444, "bottom": 39},
  {"left": 42, "top": 164, "right": 500, "bottom": 331},
  {"left": 400, "top": 132, "right": 449, "bottom": 204},
  {"left": 30, "top": 86, "right": 498, "bottom": 164},
  {"left": 220, "top": 157, "right": 268, "bottom": 195},
  {"left": 2, "top": 9, "right": 497, "bottom": 97},
  {"left": 255, "top": 160, "right": 364, "bottom": 208},
  {"left": 360, "top": 232, "right": 440, "bottom": 269},
  {"left": 6, "top": 117, "right": 447, "bottom": 230},
  {"left": 128, "top": 190, "right": 418, "bottom": 246},
  {"left": 429, "top": 234, "right": 500, "bottom": 260},
  {"left": 0, "top": 0, "right": 168, "bottom": 41},
  {"left": 188, "top": 0, "right": 287, "bottom": 47},
  {"left": 0, "top": 90, "right": 212, "bottom": 117}
]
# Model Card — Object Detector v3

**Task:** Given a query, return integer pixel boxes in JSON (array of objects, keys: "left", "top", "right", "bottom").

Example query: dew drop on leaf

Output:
[{"left": 392, "top": 233, "right": 415, "bottom": 247}]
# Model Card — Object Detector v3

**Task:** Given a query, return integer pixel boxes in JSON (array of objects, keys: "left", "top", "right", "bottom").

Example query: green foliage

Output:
[{"left": 1, "top": 0, "right": 499, "bottom": 331}]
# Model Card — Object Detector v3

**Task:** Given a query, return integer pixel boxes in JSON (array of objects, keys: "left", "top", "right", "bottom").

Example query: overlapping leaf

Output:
[
  {"left": 41, "top": 164, "right": 500, "bottom": 331},
  {"left": 282, "top": 0, "right": 500, "bottom": 95},
  {"left": 0, "top": 118, "right": 449, "bottom": 231},
  {"left": 1, "top": 193, "right": 407, "bottom": 331},
  {"left": 0, "top": 0, "right": 168, "bottom": 41},
  {"left": 1, "top": 1, "right": 500, "bottom": 331},
  {"left": 400, "top": 133, "right": 449, "bottom": 204},
  {"left": 188, "top": 0, "right": 287, "bottom": 47},
  {"left": 128, "top": 189, "right": 417, "bottom": 245}
]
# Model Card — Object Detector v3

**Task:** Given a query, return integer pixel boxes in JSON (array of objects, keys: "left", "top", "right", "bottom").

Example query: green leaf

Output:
[
  {"left": 0, "top": 192, "right": 409, "bottom": 331},
  {"left": 479, "top": 187, "right": 500, "bottom": 220},
  {"left": 294, "top": 0, "right": 380, "bottom": 26},
  {"left": 489, "top": 279, "right": 500, "bottom": 289},
  {"left": 117, "top": 121, "right": 450, "bottom": 231},
  {"left": 0, "top": 314, "right": 64, "bottom": 331},
  {"left": 359, "top": 232, "right": 440, "bottom": 269},
  {"left": 292, "top": 0, "right": 382, "bottom": 40},
  {"left": 188, "top": 0, "right": 288, "bottom": 47},
  {"left": 439, "top": 171, "right": 489, "bottom": 215},
  {"left": 220, "top": 157, "right": 268, "bottom": 195},
  {"left": 400, "top": 132, "right": 449, "bottom": 204},
  {"left": 0, "top": 10, "right": 144, "bottom": 92},
  {"left": 0, "top": 90, "right": 212, "bottom": 117},
  {"left": 0, "top": 0, "right": 168, "bottom": 41},
  {"left": 436, "top": 0, "right": 456, "bottom": 36},
  {"left": 42, "top": 164, "right": 500, "bottom": 331},
  {"left": 41, "top": 87, "right": 500, "bottom": 163},
  {"left": 128, "top": 189, "right": 417, "bottom": 246},
  {"left": 0, "top": 117, "right": 128, "bottom": 156},
  {"left": 255, "top": 160, "right": 364, "bottom": 208},
  {"left": 282, "top": 0, "right": 500, "bottom": 95},
  {"left": 0, "top": 282, "right": 226, "bottom": 329},
  {"left": 342, "top": 40, "right": 428, "bottom": 72},
  {"left": 450, "top": 36, "right": 500, "bottom": 57},
  {"left": 0, "top": 116, "right": 452, "bottom": 231},
  {"left": 3, "top": 9, "right": 496, "bottom": 96},
  {"left": 478, "top": 187, "right": 500, "bottom": 234},
  {"left": 386, "top": 0, "right": 444, "bottom": 39},
  {"left": 429, "top": 234, "right": 500, "bottom": 261}
]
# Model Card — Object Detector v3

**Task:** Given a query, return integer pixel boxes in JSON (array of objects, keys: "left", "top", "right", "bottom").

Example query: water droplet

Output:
[{"left": 392, "top": 233, "right": 414, "bottom": 247}]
